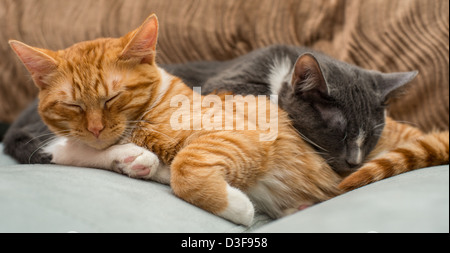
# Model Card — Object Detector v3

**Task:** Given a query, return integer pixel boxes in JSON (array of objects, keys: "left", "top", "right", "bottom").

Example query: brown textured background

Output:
[{"left": 0, "top": 0, "right": 448, "bottom": 131}]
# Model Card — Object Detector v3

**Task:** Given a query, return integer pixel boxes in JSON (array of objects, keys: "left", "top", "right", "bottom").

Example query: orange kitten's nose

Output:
[
  {"left": 88, "top": 124, "right": 104, "bottom": 138},
  {"left": 87, "top": 111, "right": 104, "bottom": 138}
]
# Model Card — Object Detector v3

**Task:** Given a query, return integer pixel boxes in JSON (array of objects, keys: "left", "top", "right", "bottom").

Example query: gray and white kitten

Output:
[
  {"left": 4, "top": 45, "right": 417, "bottom": 175},
  {"left": 164, "top": 45, "right": 417, "bottom": 174}
]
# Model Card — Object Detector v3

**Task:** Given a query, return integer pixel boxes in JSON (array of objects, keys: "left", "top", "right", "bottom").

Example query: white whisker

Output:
[
  {"left": 394, "top": 120, "right": 419, "bottom": 128},
  {"left": 372, "top": 123, "right": 386, "bottom": 131},
  {"left": 25, "top": 130, "right": 70, "bottom": 145},
  {"left": 27, "top": 133, "right": 71, "bottom": 164},
  {"left": 292, "top": 128, "right": 328, "bottom": 152}
]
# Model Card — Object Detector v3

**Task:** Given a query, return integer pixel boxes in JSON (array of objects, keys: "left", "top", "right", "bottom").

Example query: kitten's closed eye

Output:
[
  {"left": 104, "top": 93, "right": 122, "bottom": 109},
  {"left": 314, "top": 103, "right": 346, "bottom": 130},
  {"left": 63, "top": 102, "right": 85, "bottom": 112}
]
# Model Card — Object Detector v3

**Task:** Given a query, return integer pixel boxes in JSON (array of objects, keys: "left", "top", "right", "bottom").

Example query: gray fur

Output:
[
  {"left": 3, "top": 99, "right": 53, "bottom": 164},
  {"left": 4, "top": 45, "right": 417, "bottom": 174},
  {"left": 165, "top": 45, "right": 417, "bottom": 174}
]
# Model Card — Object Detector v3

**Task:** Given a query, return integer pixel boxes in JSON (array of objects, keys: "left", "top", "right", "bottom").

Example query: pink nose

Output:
[{"left": 88, "top": 125, "right": 104, "bottom": 138}]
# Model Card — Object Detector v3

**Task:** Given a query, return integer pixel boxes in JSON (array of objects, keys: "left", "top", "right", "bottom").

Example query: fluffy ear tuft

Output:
[
  {"left": 291, "top": 53, "right": 329, "bottom": 98},
  {"left": 120, "top": 14, "right": 159, "bottom": 64},
  {"left": 9, "top": 40, "right": 58, "bottom": 89}
]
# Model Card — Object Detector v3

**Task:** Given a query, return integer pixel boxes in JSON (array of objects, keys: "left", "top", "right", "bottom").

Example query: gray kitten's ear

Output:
[
  {"left": 292, "top": 53, "right": 329, "bottom": 97},
  {"left": 378, "top": 71, "right": 418, "bottom": 98}
]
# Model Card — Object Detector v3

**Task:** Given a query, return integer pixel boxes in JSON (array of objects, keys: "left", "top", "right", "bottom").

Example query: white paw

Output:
[
  {"left": 219, "top": 185, "right": 254, "bottom": 226},
  {"left": 109, "top": 143, "right": 160, "bottom": 180}
]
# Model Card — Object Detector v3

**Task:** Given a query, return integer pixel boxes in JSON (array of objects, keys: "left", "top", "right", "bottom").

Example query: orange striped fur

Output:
[
  {"left": 340, "top": 125, "right": 449, "bottom": 191},
  {"left": 9, "top": 14, "right": 449, "bottom": 225},
  {"left": 10, "top": 15, "right": 342, "bottom": 225}
]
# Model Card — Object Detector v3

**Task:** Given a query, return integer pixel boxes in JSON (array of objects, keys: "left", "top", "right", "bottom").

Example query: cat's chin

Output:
[
  {"left": 331, "top": 163, "right": 362, "bottom": 177},
  {"left": 83, "top": 138, "right": 118, "bottom": 150}
]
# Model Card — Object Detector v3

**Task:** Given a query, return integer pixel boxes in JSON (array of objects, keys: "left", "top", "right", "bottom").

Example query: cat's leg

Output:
[
  {"left": 108, "top": 144, "right": 171, "bottom": 184},
  {"left": 44, "top": 137, "right": 169, "bottom": 183},
  {"left": 366, "top": 117, "right": 424, "bottom": 160},
  {"left": 3, "top": 125, "right": 53, "bottom": 164},
  {"left": 341, "top": 118, "right": 436, "bottom": 191},
  {"left": 339, "top": 131, "right": 449, "bottom": 191},
  {"left": 170, "top": 145, "right": 255, "bottom": 226},
  {"left": 106, "top": 143, "right": 160, "bottom": 179}
]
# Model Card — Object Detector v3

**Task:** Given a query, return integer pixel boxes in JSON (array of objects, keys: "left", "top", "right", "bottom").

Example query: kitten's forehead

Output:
[
  {"left": 58, "top": 69, "right": 122, "bottom": 102},
  {"left": 320, "top": 56, "right": 379, "bottom": 94},
  {"left": 61, "top": 38, "right": 123, "bottom": 60},
  {"left": 326, "top": 66, "right": 383, "bottom": 108},
  {"left": 56, "top": 39, "right": 125, "bottom": 101}
]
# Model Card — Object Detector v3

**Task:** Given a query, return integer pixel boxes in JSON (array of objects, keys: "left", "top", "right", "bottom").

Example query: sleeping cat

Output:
[
  {"left": 164, "top": 45, "right": 418, "bottom": 174},
  {"left": 3, "top": 46, "right": 417, "bottom": 175},
  {"left": 8, "top": 14, "right": 449, "bottom": 225},
  {"left": 8, "top": 14, "right": 343, "bottom": 225},
  {"left": 155, "top": 47, "right": 450, "bottom": 189}
]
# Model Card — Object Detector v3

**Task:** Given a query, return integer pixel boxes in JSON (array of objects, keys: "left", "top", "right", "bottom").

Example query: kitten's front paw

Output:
[
  {"left": 338, "top": 163, "right": 378, "bottom": 191},
  {"left": 110, "top": 144, "right": 160, "bottom": 180}
]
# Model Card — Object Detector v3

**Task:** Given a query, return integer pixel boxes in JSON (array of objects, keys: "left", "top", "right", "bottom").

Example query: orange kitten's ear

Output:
[
  {"left": 120, "top": 14, "right": 159, "bottom": 64},
  {"left": 9, "top": 40, "right": 58, "bottom": 89}
]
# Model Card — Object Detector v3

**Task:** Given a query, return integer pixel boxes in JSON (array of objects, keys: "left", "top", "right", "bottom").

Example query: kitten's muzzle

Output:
[
  {"left": 329, "top": 158, "right": 363, "bottom": 176},
  {"left": 88, "top": 125, "right": 104, "bottom": 138}
]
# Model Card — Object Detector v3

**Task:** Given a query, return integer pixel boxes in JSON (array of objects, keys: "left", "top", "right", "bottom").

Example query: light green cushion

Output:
[
  {"left": 0, "top": 163, "right": 271, "bottom": 233},
  {"left": 255, "top": 165, "right": 449, "bottom": 233},
  {"left": 1, "top": 144, "right": 448, "bottom": 233}
]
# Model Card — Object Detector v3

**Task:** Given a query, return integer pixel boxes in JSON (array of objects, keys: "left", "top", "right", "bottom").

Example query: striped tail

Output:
[{"left": 339, "top": 131, "right": 449, "bottom": 191}]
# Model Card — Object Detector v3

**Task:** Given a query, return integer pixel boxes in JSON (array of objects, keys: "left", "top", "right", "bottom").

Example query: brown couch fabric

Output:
[{"left": 0, "top": 0, "right": 448, "bottom": 131}]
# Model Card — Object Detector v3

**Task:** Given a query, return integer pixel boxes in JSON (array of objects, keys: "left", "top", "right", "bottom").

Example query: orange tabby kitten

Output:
[{"left": 10, "top": 14, "right": 449, "bottom": 225}]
